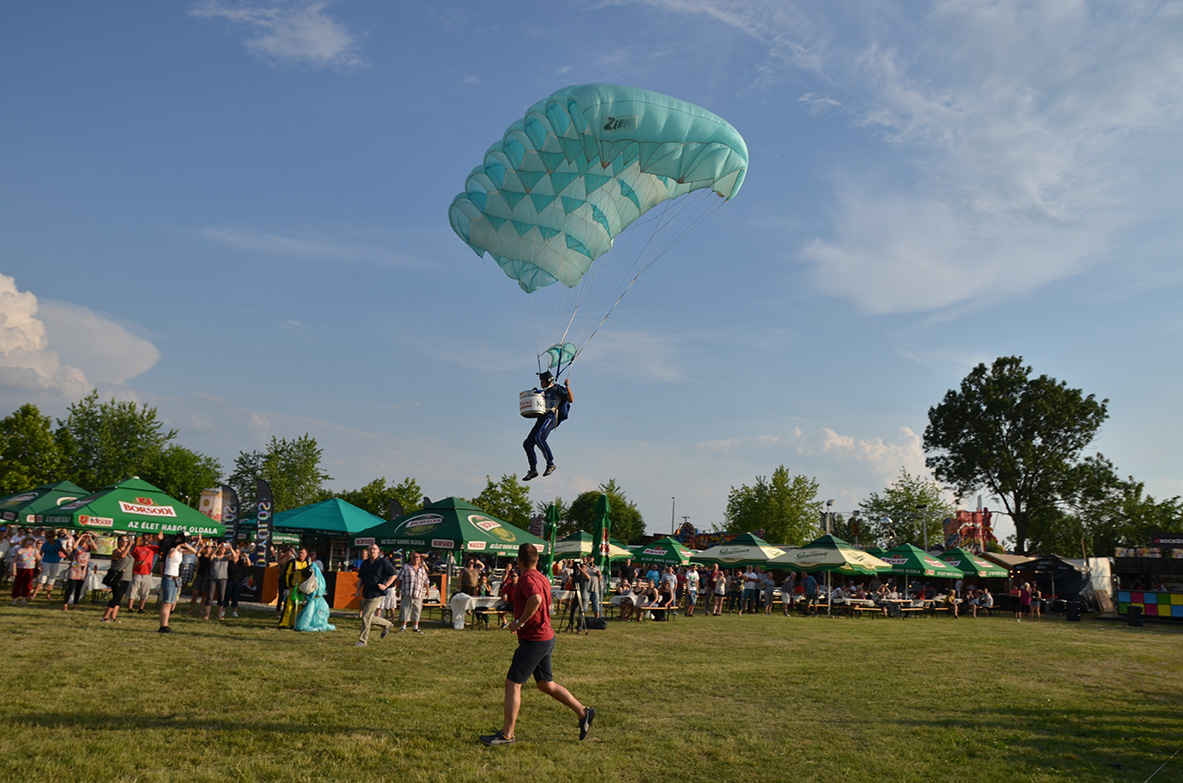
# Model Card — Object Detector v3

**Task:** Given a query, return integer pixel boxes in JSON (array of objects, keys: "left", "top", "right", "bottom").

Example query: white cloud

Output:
[
  {"left": 0, "top": 275, "right": 90, "bottom": 398},
  {"left": 190, "top": 0, "right": 364, "bottom": 69},
  {"left": 0, "top": 274, "right": 161, "bottom": 406}
]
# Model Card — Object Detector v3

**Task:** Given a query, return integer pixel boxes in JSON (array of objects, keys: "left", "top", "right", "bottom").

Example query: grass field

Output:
[{"left": 3, "top": 599, "right": 1181, "bottom": 783}]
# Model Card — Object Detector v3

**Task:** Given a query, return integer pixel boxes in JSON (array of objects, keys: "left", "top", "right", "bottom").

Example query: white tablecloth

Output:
[{"left": 448, "top": 593, "right": 501, "bottom": 629}]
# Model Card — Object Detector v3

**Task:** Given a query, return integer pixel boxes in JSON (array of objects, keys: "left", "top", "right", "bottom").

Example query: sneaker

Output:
[
  {"left": 543, "top": 463, "right": 556, "bottom": 476},
  {"left": 480, "top": 729, "right": 515, "bottom": 746},
  {"left": 412, "top": 627, "right": 422, "bottom": 634},
  {"left": 522, "top": 469, "right": 539, "bottom": 481},
  {"left": 399, "top": 627, "right": 406, "bottom": 633},
  {"left": 381, "top": 626, "right": 391, "bottom": 639},
  {"left": 355, "top": 641, "right": 367, "bottom": 647},
  {"left": 579, "top": 706, "right": 596, "bottom": 740},
  {"left": 232, "top": 610, "right": 239, "bottom": 618},
  {"left": 136, "top": 608, "right": 145, "bottom": 614},
  {"left": 158, "top": 626, "right": 171, "bottom": 633}
]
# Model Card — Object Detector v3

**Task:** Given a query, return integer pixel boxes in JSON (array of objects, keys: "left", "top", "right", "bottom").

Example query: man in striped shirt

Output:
[{"left": 397, "top": 551, "right": 430, "bottom": 633}]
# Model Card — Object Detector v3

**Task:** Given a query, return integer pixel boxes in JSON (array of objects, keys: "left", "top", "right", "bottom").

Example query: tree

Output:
[
  {"left": 0, "top": 404, "right": 64, "bottom": 496},
  {"left": 722, "top": 465, "right": 822, "bottom": 546},
  {"left": 858, "top": 467, "right": 955, "bottom": 549},
  {"left": 1059, "top": 458, "right": 1182, "bottom": 557},
  {"left": 337, "top": 476, "right": 423, "bottom": 519},
  {"left": 534, "top": 496, "right": 571, "bottom": 536},
  {"left": 228, "top": 434, "right": 333, "bottom": 511},
  {"left": 923, "top": 356, "right": 1109, "bottom": 554},
  {"left": 469, "top": 474, "right": 533, "bottom": 530},
  {"left": 567, "top": 480, "right": 645, "bottom": 544},
  {"left": 140, "top": 445, "right": 223, "bottom": 509},
  {"left": 56, "top": 391, "right": 179, "bottom": 491}
]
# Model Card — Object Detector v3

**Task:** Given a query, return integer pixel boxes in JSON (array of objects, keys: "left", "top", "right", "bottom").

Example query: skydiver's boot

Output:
[
  {"left": 544, "top": 463, "right": 556, "bottom": 476},
  {"left": 523, "top": 468, "right": 539, "bottom": 481}
]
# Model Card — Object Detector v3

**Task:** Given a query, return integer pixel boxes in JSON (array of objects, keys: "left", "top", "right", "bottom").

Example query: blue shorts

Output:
[
  {"left": 161, "top": 575, "right": 180, "bottom": 605},
  {"left": 507, "top": 637, "right": 555, "bottom": 684}
]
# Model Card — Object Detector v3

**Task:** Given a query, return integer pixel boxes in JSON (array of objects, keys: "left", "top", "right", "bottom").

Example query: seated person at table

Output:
[
  {"left": 974, "top": 588, "right": 993, "bottom": 617},
  {"left": 637, "top": 580, "right": 659, "bottom": 620},
  {"left": 653, "top": 578, "right": 675, "bottom": 621},
  {"left": 617, "top": 579, "right": 636, "bottom": 621}
]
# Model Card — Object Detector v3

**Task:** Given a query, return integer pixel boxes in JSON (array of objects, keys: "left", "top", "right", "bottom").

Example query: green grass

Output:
[{"left": 2, "top": 600, "right": 1181, "bottom": 783}]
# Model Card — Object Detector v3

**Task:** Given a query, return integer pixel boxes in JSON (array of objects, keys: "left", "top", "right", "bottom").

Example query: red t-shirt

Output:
[
  {"left": 512, "top": 568, "right": 553, "bottom": 642},
  {"left": 131, "top": 544, "right": 158, "bottom": 575}
]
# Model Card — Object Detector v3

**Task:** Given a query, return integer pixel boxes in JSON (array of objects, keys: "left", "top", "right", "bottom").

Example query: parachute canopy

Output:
[
  {"left": 542, "top": 342, "right": 577, "bottom": 373},
  {"left": 449, "top": 84, "right": 748, "bottom": 295}
]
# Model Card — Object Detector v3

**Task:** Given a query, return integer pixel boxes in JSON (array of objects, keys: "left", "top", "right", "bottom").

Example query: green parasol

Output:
[
  {"left": 940, "top": 547, "right": 1008, "bottom": 579},
  {"left": 542, "top": 503, "right": 561, "bottom": 576},
  {"left": 351, "top": 497, "right": 545, "bottom": 557},
  {"left": 42, "top": 477, "right": 224, "bottom": 537},
  {"left": 767, "top": 535, "right": 892, "bottom": 576},
  {"left": 877, "top": 544, "right": 966, "bottom": 579},
  {"left": 552, "top": 530, "right": 632, "bottom": 561},
  {"left": 632, "top": 536, "right": 696, "bottom": 566},
  {"left": 692, "top": 532, "right": 785, "bottom": 568},
  {"left": 0, "top": 480, "right": 89, "bottom": 525}
]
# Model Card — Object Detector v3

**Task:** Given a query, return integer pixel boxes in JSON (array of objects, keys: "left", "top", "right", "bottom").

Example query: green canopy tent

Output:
[
  {"left": 552, "top": 530, "right": 632, "bottom": 561},
  {"left": 272, "top": 498, "right": 386, "bottom": 539},
  {"left": 0, "top": 480, "right": 89, "bottom": 526},
  {"left": 234, "top": 521, "right": 301, "bottom": 545},
  {"left": 632, "top": 536, "right": 696, "bottom": 566},
  {"left": 692, "top": 532, "right": 786, "bottom": 568},
  {"left": 940, "top": 547, "right": 1008, "bottom": 579},
  {"left": 43, "top": 477, "right": 224, "bottom": 537},
  {"left": 767, "top": 535, "right": 892, "bottom": 616},
  {"left": 352, "top": 497, "right": 545, "bottom": 558}
]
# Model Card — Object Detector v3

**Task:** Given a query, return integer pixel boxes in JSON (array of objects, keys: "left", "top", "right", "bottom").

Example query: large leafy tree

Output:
[
  {"left": 337, "top": 476, "right": 423, "bottom": 519},
  {"left": 0, "top": 404, "right": 64, "bottom": 495},
  {"left": 534, "top": 496, "right": 571, "bottom": 536},
  {"left": 56, "top": 391, "right": 179, "bottom": 491},
  {"left": 470, "top": 474, "right": 533, "bottom": 530},
  {"left": 140, "top": 444, "right": 223, "bottom": 508},
  {"left": 722, "top": 465, "right": 822, "bottom": 546},
  {"left": 923, "top": 356, "right": 1109, "bottom": 554},
  {"left": 567, "top": 480, "right": 645, "bottom": 544},
  {"left": 228, "top": 434, "right": 333, "bottom": 512},
  {"left": 858, "top": 467, "right": 955, "bottom": 549}
]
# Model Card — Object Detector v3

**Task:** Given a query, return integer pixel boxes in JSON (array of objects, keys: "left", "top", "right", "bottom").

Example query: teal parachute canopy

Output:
[
  {"left": 543, "top": 342, "right": 577, "bottom": 373},
  {"left": 449, "top": 84, "right": 748, "bottom": 295}
]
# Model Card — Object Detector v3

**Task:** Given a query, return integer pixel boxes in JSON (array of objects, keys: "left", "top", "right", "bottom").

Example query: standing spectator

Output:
[
  {"left": 1030, "top": 585, "right": 1042, "bottom": 622},
  {"left": 684, "top": 564, "right": 700, "bottom": 617},
  {"left": 1017, "top": 582, "right": 1031, "bottom": 622},
  {"left": 397, "top": 551, "right": 430, "bottom": 633},
  {"left": 586, "top": 559, "right": 603, "bottom": 619},
  {"left": 742, "top": 567, "right": 759, "bottom": 614},
  {"left": 102, "top": 536, "right": 134, "bottom": 623},
  {"left": 203, "top": 541, "right": 235, "bottom": 621},
  {"left": 728, "top": 570, "right": 744, "bottom": 615},
  {"left": 781, "top": 572, "right": 797, "bottom": 616},
  {"left": 187, "top": 542, "right": 213, "bottom": 616},
  {"left": 565, "top": 558, "right": 589, "bottom": 631},
  {"left": 10, "top": 537, "right": 38, "bottom": 605},
  {"left": 479, "top": 542, "right": 594, "bottom": 746},
  {"left": 711, "top": 569, "right": 727, "bottom": 616},
  {"left": 31, "top": 530, "right": 71, "bottom": 602},
  {"left": 62, "top": 532, "right": 96, "bottom": 610},
  {"left": 223, "top": 543, "right": 250, "bottom": 618},
  {"left": 762, "top": 570, "right": 777, "bottom": 615},
  {"left": 804, "top": 573, "right": 819, "bottom": 616},
  {"left": 129, "top": 534, "right": 161, "bottom": 613},
  {"left": 159, "top": 534, "right": 199, "bottom": 633},
  {"left": 309, "top": 549, "right": 324, "bottom": 573},
  {"left": 355, "top": 543, "right": 397, "bottom": 646},
  {"left": 459, "top": 558, "right": 482, "bottom": 596}
]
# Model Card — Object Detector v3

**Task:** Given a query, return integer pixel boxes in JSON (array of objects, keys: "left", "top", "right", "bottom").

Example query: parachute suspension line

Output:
[{"left": 579, "top": 191, "right": 727, "bottom": 350}]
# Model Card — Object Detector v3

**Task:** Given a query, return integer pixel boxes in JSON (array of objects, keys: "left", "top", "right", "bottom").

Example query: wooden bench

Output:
[{"left": 852, "top": 605, "right": 884, "bottom": 618}]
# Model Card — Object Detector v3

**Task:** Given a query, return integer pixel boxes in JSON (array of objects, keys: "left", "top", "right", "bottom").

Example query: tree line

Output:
[{"left": 3, "top": 356, "right": 1178, "bottom": 553}]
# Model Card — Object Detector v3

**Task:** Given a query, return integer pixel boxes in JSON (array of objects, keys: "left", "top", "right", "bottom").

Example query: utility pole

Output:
[
  {"left": 917, "top": 503, "right": 928, "bottom": 552},
  {"left": 671, "top": 497, "right": 676, "bottom": 535}
]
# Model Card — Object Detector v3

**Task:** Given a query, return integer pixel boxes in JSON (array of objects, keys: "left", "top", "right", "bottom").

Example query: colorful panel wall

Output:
[{"left": 1117, "top": 590, "right": 1183, "bottom": 618}]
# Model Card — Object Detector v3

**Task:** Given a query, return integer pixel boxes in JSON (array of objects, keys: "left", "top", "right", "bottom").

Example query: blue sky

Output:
[{"left": 2, "top": 1, "right": 1181, "bottom": 543}]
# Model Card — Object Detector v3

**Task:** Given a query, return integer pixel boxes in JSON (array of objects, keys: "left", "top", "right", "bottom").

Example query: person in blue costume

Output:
[
  {"left": 294, "top": 560, "right": 335, "bottom": 632},
  {"left": 522, "top": 371, "right": 572, "bottom": 481}
]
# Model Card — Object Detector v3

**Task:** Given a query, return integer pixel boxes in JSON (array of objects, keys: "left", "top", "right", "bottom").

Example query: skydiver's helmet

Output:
[{"left": 538, "top": 371, "right": 554, "bottom": 385}]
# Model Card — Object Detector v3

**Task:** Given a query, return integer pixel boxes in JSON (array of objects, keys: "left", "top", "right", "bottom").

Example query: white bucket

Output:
[{"left": 519, "top": 390, "right": 546, "bottom": 418}]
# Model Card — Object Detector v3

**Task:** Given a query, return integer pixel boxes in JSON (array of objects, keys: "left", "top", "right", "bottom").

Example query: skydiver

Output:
[{"left": 522, "top": 371, "right": 572, "bottom": 481}]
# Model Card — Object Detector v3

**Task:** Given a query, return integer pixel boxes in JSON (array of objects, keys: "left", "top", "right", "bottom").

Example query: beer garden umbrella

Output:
[
  {"left": 632, "top": 536, "right": 696, "bottom": 566},
  {"left": 768, "top": 535, "right": 892, "bottom": 616},
  {"left": 0, "top": 480, "right": 89, "bottom": 525},
  {"left": 272, "top": 498, "right": 385, "bottom": 539},
  {"left": 552, "top": 530, "right": 632, "bottom": 561},
  {"left": 940, "top": 547, "right": 1008, "bottom": 579},
  {"left": 591, "top": 493, "right": 612, "bottom": 573},
  {"left": 352, "top": 497, "right": 545, "bottom": 557},
  {"left": 875, "top": 543, "right": 965, "bottom": 598},
  {"left": 42, "top": 477, "right": 225, "bottom": 537},
  {"left": 542, "top": 503, "right": 561, "bottom": 577},
  {"left": 692, "top": 532, "right": 785, "bottom": 568}
]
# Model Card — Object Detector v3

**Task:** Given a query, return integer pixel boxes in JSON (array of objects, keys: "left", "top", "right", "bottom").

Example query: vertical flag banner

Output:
[
  {"left": 221, "top": 485, "right": 240, "bottom": 541},
  {"left": 256, "top": 477, "right": 274, "bottom": 551},
  {"left": 389, "top": 497, "right": 404, "bottom": 521}
]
